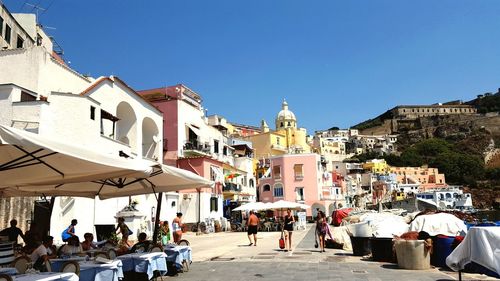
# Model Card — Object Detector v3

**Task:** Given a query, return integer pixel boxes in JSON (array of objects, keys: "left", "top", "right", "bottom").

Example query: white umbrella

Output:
[
  {"left": 0, "top": 125, "right": 151, "bottom": 187},
  {"left": 1, "top": 163, "right": 213, "bottom": 199},
  {"left": 233, "top": 202, "right": 272, "bottom": 212}
]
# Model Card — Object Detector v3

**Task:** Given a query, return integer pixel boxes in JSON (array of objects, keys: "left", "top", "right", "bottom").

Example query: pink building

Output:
[{"left": 258, "top": 153, "right": 337, "bottom": 217}]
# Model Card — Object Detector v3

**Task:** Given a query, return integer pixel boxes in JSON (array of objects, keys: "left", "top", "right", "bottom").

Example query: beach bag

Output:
[
  {"left": 126, "top": 224, "right": 133, "bottom": 236},
  {"left": 279, "top": 231, "right": 285, "bottom": 249}
]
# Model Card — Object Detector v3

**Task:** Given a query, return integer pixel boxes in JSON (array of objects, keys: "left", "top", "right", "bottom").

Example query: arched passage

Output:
[
  {"left": 142, "top": 117, "right": 159, "bottom": 159},
  {"left": 116, "top": 102, "right": 137, "bottom": 154}
]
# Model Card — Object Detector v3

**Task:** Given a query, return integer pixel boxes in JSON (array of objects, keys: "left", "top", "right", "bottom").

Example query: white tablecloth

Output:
[
  {"left": 446, "top": 226, "right": 500, "bottom": 275},
  {"left": 164, "top": 245, "right": 192, "bottom": 268},
  {"left": 116, "top": 252, "right": 167, "bottom": 279},
  {"left": 13, "top": 272, "right": 78, "bottom": 281}
]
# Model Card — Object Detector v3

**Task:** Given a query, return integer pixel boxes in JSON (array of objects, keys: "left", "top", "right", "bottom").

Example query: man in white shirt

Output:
[{"left": 31, "top": 236, "right": 56, "bottom": 270}]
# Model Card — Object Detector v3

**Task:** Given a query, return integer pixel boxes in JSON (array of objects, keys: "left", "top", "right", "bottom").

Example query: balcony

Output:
[
  {"left": 11, "top": 101, "right": 48, "bottom": 133},
  {"left": 223, "top": 182, "right": 241, "bottom": 193},
  {"left": 182, "top": 140, "right": 212, "bottom": 157},
  {"left": 271, "top": 144, "right": 287, "bottom": 151}
]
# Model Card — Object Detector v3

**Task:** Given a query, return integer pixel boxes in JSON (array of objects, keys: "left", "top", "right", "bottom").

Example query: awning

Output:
[
  {"left": 186, "top": 124, "right": 201, "bottom": 136},
  {"left": 2, "top": 163, "right": 213, "bottom": 199},
  {"left": 0, "top": 125, "right": 151, "bottom": 188}
]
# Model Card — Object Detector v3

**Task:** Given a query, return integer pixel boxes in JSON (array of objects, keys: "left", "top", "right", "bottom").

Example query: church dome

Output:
[{"left": 275, "top": 99, "right": 297, "bottom": 130}]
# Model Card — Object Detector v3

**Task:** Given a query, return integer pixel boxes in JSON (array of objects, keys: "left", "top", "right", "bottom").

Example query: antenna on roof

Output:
[{"left": 24, "top": 3, "right": 46, "bottom": 20}]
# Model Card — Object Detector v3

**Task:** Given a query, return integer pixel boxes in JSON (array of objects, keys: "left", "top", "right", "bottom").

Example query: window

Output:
[
  {"left": 210, "top": 197, "right": 218, "bottom": 212},
  {"left": 273, "top": 183, "right": 284, "bottom": 197},
  {"left": 276, "top": 137, "right": 280, "bottom": 145},
  {"left": 214, "top": 140, "right": 219, "bottom": 153},
  {"left": 5, "top": 25, "right": 11, "bottom": 44},
  {"left": 263, "top": 184, "right": 271, "bottom": 192},
  {"left": 296, "top": 187, "right": 304, "bottom": 201},
  {"left": 20, "top": 91, "right": 36, "bottom": 102},
  {"left": 249, "top": 179, "right": 255, "bottom": 188},
  {"left": 222, "top": 146, "right": 227, "bottom": 156},
  {"left": 210, "top": 166, "right": 218, "bottom": 181},
  {"left": 273, "top": 165, "right": 281, "bottom": 179},
  {"left": 0, "top": 16, "right": 3, "bottom": 36},
  {"left": 294, "top": 164, "right": 304, "bottom": 179},
  {"left": 100, "top": 109, "right": 118, "bottom": 137},
  {"left": 90, "top": 106, "right": 96, "bottom": 120},
  {"left": 16, "top": 36, "right": 23, "bottom": 48},
  {"left": 280, "top": 122, "right": 284, "bottom": 127}
]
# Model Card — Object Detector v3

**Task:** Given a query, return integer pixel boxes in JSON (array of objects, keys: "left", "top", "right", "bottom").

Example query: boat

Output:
[{"left": 415, "top": 187, "right": 475, "bottom": 213}]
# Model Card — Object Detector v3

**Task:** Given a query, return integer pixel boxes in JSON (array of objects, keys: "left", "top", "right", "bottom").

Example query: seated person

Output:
[
  {"left": 31, "top": 236, "right": 57, "bottom": 272},
  {"left": 130, "top": 232, "right": 152, "bottom": 253},
  {"left": 0, "top": 219, "right": 26, "bottom": 245},
  {"left": 81, "top": 233, "right": 106, "bottom": 251},
  {"left": 24, "top": 222, "right": 42, "bottom": 254},
  {"left": 60, "top": 236, "right": 83, "bottom": 256}
]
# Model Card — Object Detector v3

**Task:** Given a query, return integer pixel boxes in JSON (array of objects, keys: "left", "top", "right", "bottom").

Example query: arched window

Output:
[
  {"left": 116, "top": 102, "right": 137, "bottom": 153},
  {"left": 273, "top": 183, "right": 284, "bottom": 197},
  {"left": 263, "top": 184, "right": 271, "bottom": 192}
]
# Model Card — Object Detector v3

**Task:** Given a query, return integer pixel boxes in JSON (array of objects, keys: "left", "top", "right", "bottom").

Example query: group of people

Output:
[
  {"left": 245, "top": 209, "right": 336, "bottom": 253},
  {"left": 246, "top": 209, "right": 296, "bottom": 251}
]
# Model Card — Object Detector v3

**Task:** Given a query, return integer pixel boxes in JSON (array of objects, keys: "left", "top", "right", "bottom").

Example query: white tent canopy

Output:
[
  {"left": 2, "top": 163, "right": 213, "bottom": 199},
  {"left": 233, "top": 202, "right": 272, "bottom": 212},
  {"left": 269, "top": 200, "right": 310, "bottom": 210},
  {"left": 0, "top": 125, "right": 151, "bottom": 187}
]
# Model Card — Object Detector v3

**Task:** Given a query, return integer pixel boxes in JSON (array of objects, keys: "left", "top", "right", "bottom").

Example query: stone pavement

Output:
[{"left": 172, "top": 225, "right": 498, "bottom": 281}]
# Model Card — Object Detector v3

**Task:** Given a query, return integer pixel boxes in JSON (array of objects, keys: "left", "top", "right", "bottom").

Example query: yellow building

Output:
[
  {"left": 363, "top": 159, "right": 389, "bottom": 174},
  {"left": 244, "top": 100, "right": 311, "bottom": 159}
]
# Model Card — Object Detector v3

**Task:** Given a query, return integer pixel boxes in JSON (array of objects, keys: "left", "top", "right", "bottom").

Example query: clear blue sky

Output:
[{"left": 4, "top": 0, "right": 500, "bottom": 132}]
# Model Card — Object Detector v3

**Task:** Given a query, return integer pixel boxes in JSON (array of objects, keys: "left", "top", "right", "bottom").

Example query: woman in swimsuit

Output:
[{"left": 172, "top": 213, "right": 183, "bottom": 243}]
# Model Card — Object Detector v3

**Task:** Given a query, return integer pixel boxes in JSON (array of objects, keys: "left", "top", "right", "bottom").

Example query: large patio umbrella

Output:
[
  {"left": 0, "top": 125, "right": 151, "bottom": 187},
  {"left": 2, "top": 163, "right": 213, "bottom": 199},
  {"left": 1, "top": 162, "right": 213, "bottom": 244}
]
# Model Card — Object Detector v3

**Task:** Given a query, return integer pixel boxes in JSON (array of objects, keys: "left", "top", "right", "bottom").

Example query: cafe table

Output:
[
  {"left": 116, "top": 252, "right": 167, "bottom": 280},
  {"left": 164, "top": 245, "right": 192, "bottom": 269},
  {"left": 50, "top": 258, "right": 123, "bottom": 281}
]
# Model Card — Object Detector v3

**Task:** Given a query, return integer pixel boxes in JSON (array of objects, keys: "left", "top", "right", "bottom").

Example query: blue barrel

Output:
[{"left": 431, "top": 235, "right": 455, "bottom": 267}]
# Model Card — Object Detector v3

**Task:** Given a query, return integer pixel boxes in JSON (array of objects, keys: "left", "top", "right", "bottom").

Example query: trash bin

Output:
[
  {"left": 431, "top": 235, "right": 455, "bottom": 267},
  {"left": 370, "top": 237, "right": 395, "bottom": 262},
  {"left": 350, "top": 236, "right": 371, "bottom": 256},
  {"left": 394, "top": 240, "right": 431, "bottom": 270}
]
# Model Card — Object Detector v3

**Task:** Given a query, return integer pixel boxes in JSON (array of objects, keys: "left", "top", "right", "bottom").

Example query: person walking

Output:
[
  {"left": 283, "top": 209, "right": 295, "bottom": 252},
  {"left": 172, "top": 213, "right": 184, "bottom": 243},
  {"left": 61, "top": 219, "right": 77, "bottom": 242},
  {"left": 315, "top": 211, "right": 327, "bottom": 252},
  {"left": 247, "top": 210, "right": 259, "bottom": 246}
]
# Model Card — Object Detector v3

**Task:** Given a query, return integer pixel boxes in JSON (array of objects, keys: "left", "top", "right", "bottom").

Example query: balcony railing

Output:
[
  {"left": 182, "top": 140, "right": 211, "bottom": 155},
  {"left": 223, "top": 182, "right": 241, "bottom": 192}
]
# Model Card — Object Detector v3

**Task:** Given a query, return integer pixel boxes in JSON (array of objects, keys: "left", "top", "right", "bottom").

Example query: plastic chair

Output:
[
  {"left": 61, "top": 261, "right": 80, "bottom": 276},
  {"left": 0, "top": 274, "right": 13, "bottom": 281},
  {"left": 150, "top": 246, "right": 162, "bottom": 253},
  {"left": 107, "top": 249, "right": 117, "bottom": 259},
  {"left": 45, "top": 260, "right": 52, "bottom": 272},
  {"left": 10, "top": 256, "right": 31, "bottom": 274}
]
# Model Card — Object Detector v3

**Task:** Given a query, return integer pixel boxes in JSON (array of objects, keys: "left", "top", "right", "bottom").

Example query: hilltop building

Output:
[{"left": 245, "top": 100, "right": 311, "bottom": 159}]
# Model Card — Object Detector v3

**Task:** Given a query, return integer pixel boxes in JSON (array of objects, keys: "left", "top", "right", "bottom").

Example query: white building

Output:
[{"left": 0, "top": 11, "right": 177, "bottom": 243}]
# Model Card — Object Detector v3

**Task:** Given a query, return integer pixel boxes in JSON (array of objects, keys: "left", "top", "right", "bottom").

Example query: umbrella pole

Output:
[{"left": 152, "top": 192, "right": 163, "bottom": 245}]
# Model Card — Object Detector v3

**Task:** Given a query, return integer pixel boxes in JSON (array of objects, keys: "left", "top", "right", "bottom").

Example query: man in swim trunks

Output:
[{"left": 247, "top": 211, "right": 259, "bottom": 246}]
